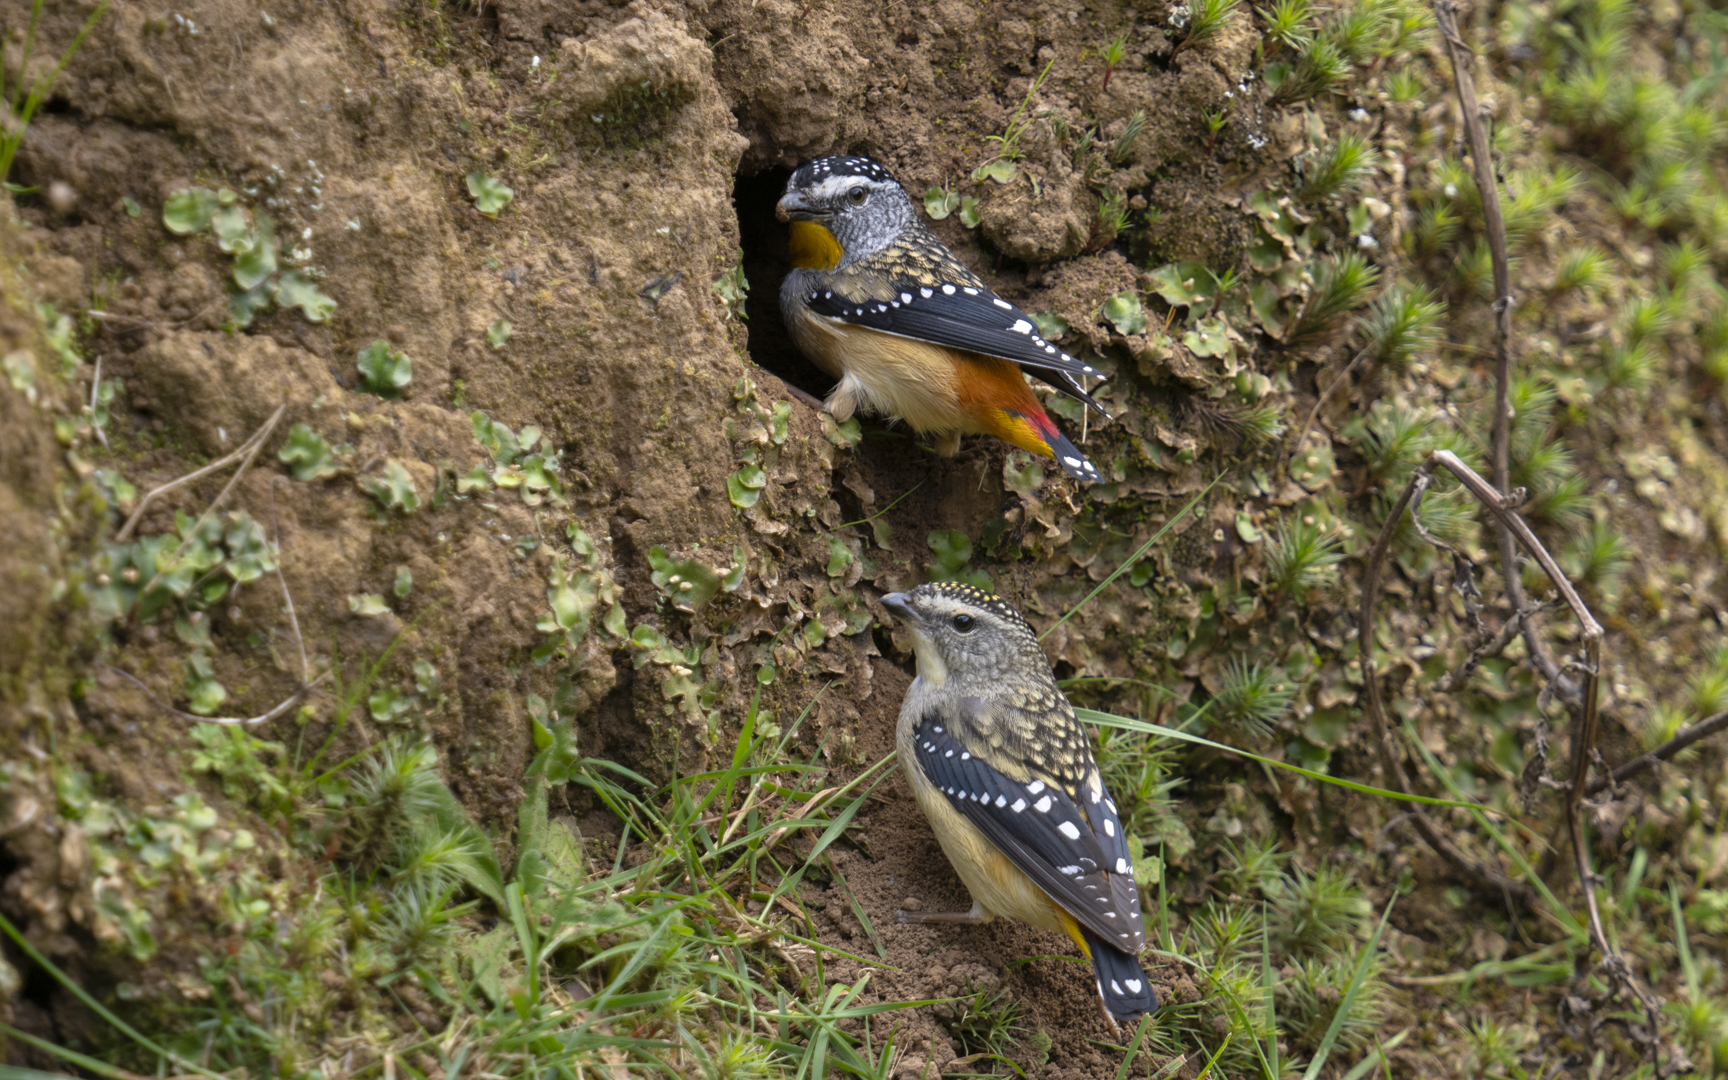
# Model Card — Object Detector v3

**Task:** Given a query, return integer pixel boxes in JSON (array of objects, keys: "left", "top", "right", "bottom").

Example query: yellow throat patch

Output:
[{"left": 788, "top": 221, "right": 843, "bottom": 271}]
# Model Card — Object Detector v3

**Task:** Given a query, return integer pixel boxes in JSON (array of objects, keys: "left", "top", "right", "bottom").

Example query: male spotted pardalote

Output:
[
  {"left": 881, "top": 582, "right": 1157, "bottom": 1033},
  {"left": 777, "top": 156, "right": 1106, "bottom": 482}
]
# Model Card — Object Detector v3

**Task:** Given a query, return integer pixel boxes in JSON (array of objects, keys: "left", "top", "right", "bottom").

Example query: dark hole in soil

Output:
[{"left": 733, "top": 167, "right": 838, "bottom": 404}]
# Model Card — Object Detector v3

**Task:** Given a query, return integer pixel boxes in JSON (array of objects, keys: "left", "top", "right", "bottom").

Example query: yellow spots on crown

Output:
[
  {"left": 931, "top": 581, "right": 1003, "bottom": 605},
  {"left": 789, "top": 221, "right": 843, "bottom": 271}
]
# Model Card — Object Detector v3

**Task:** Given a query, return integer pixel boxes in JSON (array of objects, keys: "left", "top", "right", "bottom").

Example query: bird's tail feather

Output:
[
  {"left": 1081, "top": 926, "right": 1157, "bottom": 1025},
  {"left": 1041, "top": 422, "right": 1103, "bottom": 484}
]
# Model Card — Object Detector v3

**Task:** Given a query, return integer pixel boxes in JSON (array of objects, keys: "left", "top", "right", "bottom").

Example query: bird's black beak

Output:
[
  {"left": 880, "top": 591, "right": 920, "bottom": 625},
  {"left": 775, "top": 190, "right": 828, "bottom": 223}
]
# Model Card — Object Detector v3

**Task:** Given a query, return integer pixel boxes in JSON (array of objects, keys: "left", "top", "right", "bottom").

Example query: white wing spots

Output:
[
  {"left": 921, "top": 287, "right": 934, "bottom": 298},
  {"left": 992, "top": 297, "right": 1013, "bottom": 310},
  {"left": 855, "top": 308, "right": 865, "bottom": 315},
  {"left": 942, "top": 284, "right": 957, "bottom": 295},
  {"left": 1059, "top": 865, "right": 1082, "bottom": 876},
  {"left": 1111, "top": 980, "right": 1124, "bottom": 995},
  {"left": 934, "top": 725, "right": 943, "bottom": 732},
  {"left": 1010, "top": 319, "right": 1033, "bottom": 334},
  {"left": 957, "top": 790, "right": 968, "bottom": 799},
  {"left": 1027, "top": 780, "right": 1046, "bottom": 795},
  {"left": 1103, "top": 819, "right": 1115, "bottom": 837},
  {"left": 1034, "top": 795, "right": 1053, "bottom": 813},
  {"left": 1116, "top": 858, "right": 1129, "bottom": 874},
  {"left": 1063, "top": 456, "right": 1083, "bottom": 468},
  {"left": 877, "top": 304, "right": 889, "bottom": 312},
  {"left": 962, "top": 287, "right": 980, "bottom": 295},
  {"left": 1044, "top": 345, "right": 1057, "bottom": 354},
  {"left": 1088, "top": 776, "right": 1103, "bottom": 803},
  {"left": 961, "top": 752, "right": 971, "bottom": 760},
  {"left": 995, "top": 795, "right": 1007, "bottom": 807},
  {"left": 1058, "top": 820, "right": 1081, "bottom": 840},
  {"left": 824, "top": 291, "right": 833, "bottom": 299},
  {"left": 1106, "top": 799, "right": 1117, "bottom": 813},
  {"left": 1103, "top": 909, "right": 1116, "bottom": 916},
  {"left": 945, "top": 750, "right": 954, "bottom": 758},
  {"left": 890, "top": 300, "right": 900, "bottom": 308},
  {"left": 901, "top": 292, "right": 913, "bottom": 304},
  {"left": 1126, "top": 979, "right": 1142, "bottom": 993},
  {"left": 1011, "top": 798, "right": 1027, "bottom": 812}
]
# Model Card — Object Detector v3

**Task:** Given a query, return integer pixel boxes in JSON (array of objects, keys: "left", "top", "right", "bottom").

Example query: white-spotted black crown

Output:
[{"left": 790, "top": 155, "right": 897, "bottom": 187}]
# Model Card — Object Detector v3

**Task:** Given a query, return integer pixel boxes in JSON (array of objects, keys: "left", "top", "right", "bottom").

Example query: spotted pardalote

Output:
[
  {"left": 881, "top": 582, "right": 1156, "bottom": 1032},
  {"left": 777, "top": 156, "right": 1106, "bottom": 482}
]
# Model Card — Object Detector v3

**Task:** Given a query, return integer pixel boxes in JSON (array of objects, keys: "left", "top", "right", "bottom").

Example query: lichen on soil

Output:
[{"left": 5, "top": 0, "right": 1728, "bottom": 1075}]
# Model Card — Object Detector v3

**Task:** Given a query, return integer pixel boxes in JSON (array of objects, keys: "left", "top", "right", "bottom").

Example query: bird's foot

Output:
[
  {"left": 894, "top": 900, "right": 987, "bottom": 925},
  {"left": 776, "top": 381, "right": 828, "bottom": 413}
]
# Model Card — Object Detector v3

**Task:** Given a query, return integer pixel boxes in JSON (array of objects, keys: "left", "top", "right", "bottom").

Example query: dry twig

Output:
[
  {"left": 116, "top": 404, "right": 287, "bottom": 542},
  {"left": 1588, "top": 711, "right": 1728, "bottom": 796},
  {"left": 101, "top": 662, "right": 329, "bottom": 725},
  {"left": 1426, "top": 13, "right": 1665, "bottom": 1059},
  {"left": 1290, "top": 345, "right": 1371, "bottom": 453},
  {"left": 1359, "top": 457, "right": 1535, "bottom": 907},
  {"left": 1362, "top": 448, "right": 1663, "bottom": 1060}
]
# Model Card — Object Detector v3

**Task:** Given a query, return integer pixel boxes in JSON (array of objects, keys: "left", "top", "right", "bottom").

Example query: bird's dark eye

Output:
[
  {"left": 952, "top": 613, "right": 975, "bottom": 632},
  {"left": 847, "top": 186, "right": 867, "bottom": 205}
]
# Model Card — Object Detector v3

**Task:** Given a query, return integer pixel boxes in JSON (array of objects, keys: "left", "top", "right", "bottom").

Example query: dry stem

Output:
[
  {"left": 1358, "top": 457, "right": 1535, "bottom": 907},
  {"left": 1588, "top": 711, "right": 1728, "bottom": 796},
  {"left": 1364, "top": 448, "right": 1663, "bottom": 1059},
  {"left": 116, "top": 404, "right": 287, "bottom": 542}
]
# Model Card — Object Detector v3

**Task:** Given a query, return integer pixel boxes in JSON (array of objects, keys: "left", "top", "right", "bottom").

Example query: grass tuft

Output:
[
  {"left": 1213, "top": 659, "right": 1297, "bottom": 738},
  {"left": 1263, "top": 519, "right": 1343, "bottom": 602},
  {"left": 1299, "top": 131, "right": 1380, "bottom": 201},
  {"left": 1359, "top": 281, "right": 1445, "bottom": 369},
  {"left": 1273, "top": 863, "right": 1369, "bottom": 956},
  {"left": 1258, "top": 0, "right": 1314, "bottom": 50},
  {"left": 1291, "top": 252, "right": 1381, "bottom": 343},
  {"left": 1552, "top": 243, "right": 1611, "bottom": 295},
  {"left": 1174, "top": 0, "right": 1245, "bottom": 55}
]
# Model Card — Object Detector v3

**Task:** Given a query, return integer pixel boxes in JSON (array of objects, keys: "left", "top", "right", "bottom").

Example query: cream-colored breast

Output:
[
  {"left": 786, "top": 307, "right": 970, "bottom": 433},
  {"left": 897, "top": 688, "right": 1065, "bottom": 934}
]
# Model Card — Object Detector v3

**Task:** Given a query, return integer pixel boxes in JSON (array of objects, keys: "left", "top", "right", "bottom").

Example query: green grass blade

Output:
[
  {"left": 1399, "top": 719, "right": 1583, "bottom": 936},
  {"left": 0, "top": 1021, "right": 139, "bottom": 1080},
  {"left": 1075, "top": 708, "right": 1504, "bottom": 812},
  {"left": 1113, "top": 1012, "right": 1155, "bottom": 1080},
  {"left": 1338, "top": 1028, "right": 1409, "bottom": 1080},
  {"left": 1672, "top": 883, "right": 1699, "bottom": 991},
  {"left": 1261, "top": 902, "right": 1279, "bottom": 1078},
  {"left": 1302, "top": 896, "right": 1395, "bottom": 1080},
  {"left": 827, "top": 856, "right": 889, "bottom": 959},
  {"left": 1193, "top": 1032, "right": 1232, "bottom": 1080},
  {"left": 505, "top": 881, "right": 539, "bottom": 1008},
  {"left": 1043, "top": 479, "right": 1221, "bottom": 639},
  {"left": 0, "top": 913, "right": 225, "bottom": 1079}
]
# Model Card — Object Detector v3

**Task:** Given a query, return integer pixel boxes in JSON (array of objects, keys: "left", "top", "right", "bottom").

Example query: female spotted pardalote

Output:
[{"left": 882, "top": 582, "right": 1157, "bottom": 1032}]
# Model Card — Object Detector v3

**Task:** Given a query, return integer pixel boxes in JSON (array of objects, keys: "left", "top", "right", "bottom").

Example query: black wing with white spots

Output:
[
  {"left": 911, "top": 713, "right": 1145, "bottom": 952},
  {"left": 808, "top": 234, "right": 1108, "bottom": 413}
]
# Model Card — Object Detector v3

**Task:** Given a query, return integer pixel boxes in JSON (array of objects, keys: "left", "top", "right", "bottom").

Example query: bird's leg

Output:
[
  {"left": 1094, "top": 995, "right": 1123, "bottom": 1039},
  {"left": 895, "top": 899, "right": 989, "bottom": 925},
  {"left": 779, "top": 382, "right": 828, "bottom": 412},
  {"left": 931, "top": 430, "right": 962, "bottom": 457}
]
